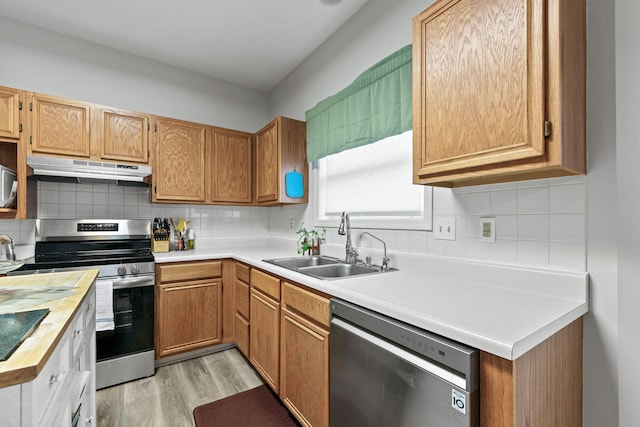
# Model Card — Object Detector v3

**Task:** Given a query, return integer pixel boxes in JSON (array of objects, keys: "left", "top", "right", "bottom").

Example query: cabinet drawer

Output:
[
  {"left": 234, "top": 313, "right": 250, "bottom": 357},
  {"left": 236, "top": 262, "right": 250, "bottom": 284},
  {"left": 235, "top": 278, "right": 250, "bottom": 318},
  {"left": 251, "top": 269, "right": 280, "bottom": 300},
  {"left": 282, "top": 282, "right": 330, "bottom": 328},
  {"left": 157, "top": 260, "right": 222, "bottom": 283}
]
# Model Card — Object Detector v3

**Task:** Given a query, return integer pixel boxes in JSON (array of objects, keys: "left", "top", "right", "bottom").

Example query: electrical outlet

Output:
[
  {"left": 289, "top": 219, "right": 294, "bottom": 230},
  {"left": 434, "top": 217, "right": 456, "bottom": 241},
  {"left": 479, "top": 217, "right": 496, "bottom": 243}
]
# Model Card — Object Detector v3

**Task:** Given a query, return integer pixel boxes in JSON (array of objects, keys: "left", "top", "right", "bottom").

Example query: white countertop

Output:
[{"left": 154, "top": 239, "right": 588, "bottom": 360}]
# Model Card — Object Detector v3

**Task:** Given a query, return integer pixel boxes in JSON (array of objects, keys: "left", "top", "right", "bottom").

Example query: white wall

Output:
[
  {"left": 616, "top": 0, "right": 640, "bottom": 424},
  {"left": 0, "top": 16, "right": 269, "bottom": 132},
  {"left": 269, "top": 0, "right": 617, "bottom": 423}
]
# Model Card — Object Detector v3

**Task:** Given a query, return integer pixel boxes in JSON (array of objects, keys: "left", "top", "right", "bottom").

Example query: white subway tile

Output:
[
  {"left": 59, "top": 190, "right": 76, "bottom": 205},
  {"left": 495, "top": 215, "right": 518, "bottom": 240},
  {"left": 517, "top": 187, "right": 549, "bottom": 214},
  {"left": 517, "top": 241, "right": 549, "bottom": 266},
  {"left": 517, "top": 215, "right": 549, "bottom": 241},
  {"left": 490, "top": 240, "right": 518, "bottom": 263},
  {"left": 466, "top": 192, "right": 491, "bottom": 215},
  {"left": 76, "top": 205, "right": 93, "bottom": 218},
  {"left": 549, "top": 184, "right": 586, "bottom": 214},
  {"left": 549, "top": 242, "right": 586, "bottom": 270},
  {"left": 77, "top": 191, "right": 93, "bottom": 205},
  {"left": 550, "top": 214, "right": 586, "bottom": 242},
  {"left": 466, "top": 239, "right": 491, "bottom": 260},
  {"left": 490, "top": 190, "right": 518, "bottom": 215},
  {"left": 517, "top": 178, "right": 549, "bottom": 188},
  {"left": 58, "top": 204, "right": 76, "bottom": 218}
]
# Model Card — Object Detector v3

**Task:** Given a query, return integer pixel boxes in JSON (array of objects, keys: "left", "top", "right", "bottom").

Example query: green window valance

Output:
[{"left": 305, "top": 44, "right": 412, "bottom": 162}]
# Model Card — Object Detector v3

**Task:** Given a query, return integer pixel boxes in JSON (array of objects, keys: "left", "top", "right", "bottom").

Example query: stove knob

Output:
[
  {"left": 131, "top": 264, "right": 140, "bottom": 275},
  {"left": 117, "top": 265, "right": 127, "bottom": 276}
]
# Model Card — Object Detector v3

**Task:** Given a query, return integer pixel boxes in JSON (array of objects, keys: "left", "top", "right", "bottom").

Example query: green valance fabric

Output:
[{"left": 305, "top": 44, "right": 412, "bottom": 162}]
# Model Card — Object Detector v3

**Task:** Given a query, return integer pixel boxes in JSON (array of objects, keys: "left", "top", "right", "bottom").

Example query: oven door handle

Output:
[{"left": 111, "top": 276, "right": 155, "bottom": 289}]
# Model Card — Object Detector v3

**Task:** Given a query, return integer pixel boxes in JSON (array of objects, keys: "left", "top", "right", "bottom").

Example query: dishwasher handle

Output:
[{"left": 331, "top": 317, "right": 468, "bottom": 390}]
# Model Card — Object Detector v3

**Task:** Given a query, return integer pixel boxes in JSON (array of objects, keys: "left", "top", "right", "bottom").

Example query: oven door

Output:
[{"left": 96, "top": 275, "right": 154, "bottom": 362}]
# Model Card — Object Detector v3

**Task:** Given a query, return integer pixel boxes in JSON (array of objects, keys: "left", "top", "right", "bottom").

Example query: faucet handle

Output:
[{"left": 365, "top": 256, "right": 372, "bottom": 267}]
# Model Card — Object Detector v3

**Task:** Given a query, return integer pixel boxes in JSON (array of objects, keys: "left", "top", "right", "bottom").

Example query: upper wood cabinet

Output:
[
  {"left": 153, "top": 117, "right": 206, "bottom": 203},
  {"left": 208, "top": 128, "right": 253, "bottom": 204},
  {"left": 30, "top": 93, "right": 91, "bottom": 158},
  {"left": 255, "top": 116, "right": 308, "bottom": 205},
  {"left": 0, "top": 87, "right": 21, "bottom": 140},
  {"left": 412, "top": 0, "right": 586, "bottom": 187},
  {"left": 99, "top": 108, "right": 150, "bottom": 164},
  {"left": 0, "top": 87, "right": 35, "bottom": 220}
]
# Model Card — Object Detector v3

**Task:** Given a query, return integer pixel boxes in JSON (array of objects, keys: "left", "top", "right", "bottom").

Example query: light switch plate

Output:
[
  {"left": 479, "top": 217, "right": 496, "bottom": 243},
  {"left": 434, "top": 217, "right": 456, "bottom": 241}
]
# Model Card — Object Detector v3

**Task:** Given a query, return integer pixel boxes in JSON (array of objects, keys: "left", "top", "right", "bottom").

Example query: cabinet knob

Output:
[{"left": 117, "top": 265, "right": 127, "bottom": 276}]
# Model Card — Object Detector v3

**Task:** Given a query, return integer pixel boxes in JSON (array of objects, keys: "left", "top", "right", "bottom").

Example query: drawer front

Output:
[
  {"left": 250, "top": 269, "right": 280, "bottom": 300},
  {"left": 29, "top": 328, "right": 71, "bottom": 425},
  {"left": 282, "top": 281, "right": 330, "bottom": 328},
  {"left": 235, "top": 278, "right": 250, "bottom": 318},
  {"left": 157, "top": 260, "right": 222, "bottom": 283},
  {"left": 234, "top": 313, "right": 250, "bottom": 357},
  {"left": 236, "top": 262, "right": 250, "bottom": 284}
]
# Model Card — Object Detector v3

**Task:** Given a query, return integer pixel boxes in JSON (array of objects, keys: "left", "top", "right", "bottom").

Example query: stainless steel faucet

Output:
[
  {"left": 360, "top": 232, "right": 390, "bottom": 271},
  {"left": 338, "top": 212, "right": 359, "bottom": 264},
  {"left": 0, "top": 234, "right": 16, "bottom": 261}
]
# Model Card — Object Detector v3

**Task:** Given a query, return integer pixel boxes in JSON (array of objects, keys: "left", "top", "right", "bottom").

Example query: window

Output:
[{"left": 315, "top": 130, "right": 433, "bottom": 230}]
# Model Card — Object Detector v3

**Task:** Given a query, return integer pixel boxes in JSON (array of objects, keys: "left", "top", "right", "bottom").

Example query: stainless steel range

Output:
[{"left": 13, "top": 219, "right": 155, "bottom": 389}]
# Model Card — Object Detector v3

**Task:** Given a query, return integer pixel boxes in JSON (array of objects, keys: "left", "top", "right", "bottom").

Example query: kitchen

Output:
[{"left": 0, "top": 0, "right": 632, "bottom": 426}]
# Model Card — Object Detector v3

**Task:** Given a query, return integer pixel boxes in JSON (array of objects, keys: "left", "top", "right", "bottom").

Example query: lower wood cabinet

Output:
[
  {"left": 155, "top": 260, "right": 222, "bottom": 358},
  {"left": 245, "top": 269, "right": 330, "bottom": 427},
  {"left": 233, "top": 262, "right": 251, "bottom": 356},
  {"left": 480, "top": 318, "right": 583, "bottom": 427},
  {"left": 280, "top": 281, "right": 330, "bottom": 427},
  {"left": 249, "top": 269, "right": 281, "bottom": 392}
]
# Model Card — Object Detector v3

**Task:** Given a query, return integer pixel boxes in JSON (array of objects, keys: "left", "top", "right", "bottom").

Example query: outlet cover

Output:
[
  {"left": 479, "top": 217, "right": 496, "bottom": 243},
  {"left": 434, "top": 217, "right": 456, "bottom": 241}
]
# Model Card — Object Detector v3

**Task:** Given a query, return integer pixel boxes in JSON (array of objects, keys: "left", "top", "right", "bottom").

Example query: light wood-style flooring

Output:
[{"left": 96, "top": 349, "right": 264, "bottom": 427}]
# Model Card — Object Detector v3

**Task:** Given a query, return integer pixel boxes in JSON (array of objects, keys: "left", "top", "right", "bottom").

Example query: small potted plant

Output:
[{"left": 296, "top": 223, "right": 326, "bottom": 255}]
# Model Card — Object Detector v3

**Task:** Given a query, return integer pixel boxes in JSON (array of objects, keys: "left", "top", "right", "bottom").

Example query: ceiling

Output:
[{"left": 0, "top": 0, "right": 369, "bottom": 92}]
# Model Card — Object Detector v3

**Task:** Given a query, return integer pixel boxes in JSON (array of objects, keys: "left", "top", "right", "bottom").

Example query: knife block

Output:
[{"left": 152, "top": 238, "right": 169, "bottom": 253}]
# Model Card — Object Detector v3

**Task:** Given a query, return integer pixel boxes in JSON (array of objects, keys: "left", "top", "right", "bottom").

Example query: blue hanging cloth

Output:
[{"left": 285, "top": 169, "right": 304, "bottom": 198}]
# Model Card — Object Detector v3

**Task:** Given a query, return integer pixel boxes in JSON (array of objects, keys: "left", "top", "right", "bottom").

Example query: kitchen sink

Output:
[
  {"left": 263, "top": 255, "right": 396, "bottom": 280},
  {"left": 298, "top": 263, "right": 382, "bottom": 279},
  {"left": 263, "top": 255, "right": 339, "bottom": 270}
]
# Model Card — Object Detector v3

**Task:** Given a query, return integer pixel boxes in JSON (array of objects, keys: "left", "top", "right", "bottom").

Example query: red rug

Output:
[{"left": 193, "top": 385, "right": 300, "bottom": 427}]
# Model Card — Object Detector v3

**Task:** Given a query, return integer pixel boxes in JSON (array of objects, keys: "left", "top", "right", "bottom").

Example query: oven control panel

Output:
[{"left": 77, "top": 223, "right": 119, "bottom": 232}]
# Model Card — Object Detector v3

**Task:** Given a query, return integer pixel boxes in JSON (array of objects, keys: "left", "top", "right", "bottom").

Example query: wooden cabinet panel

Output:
[
  {"left": 480, "top": 318, "right": 583, "bottom": 426},
  {"left": 100, "top": 108, "right": 149, "bottom": 164},
  {"left": 153, "top": 117, "right": 206, "bottom": 202},
  {"left": 0, "top": 86, "right": 21, "bottom": 140},
  {"left": 413, "top": 0, "right": 586, "bottom": 186},
  {"left": 156, "top": 279, "right": 222, "bottom": 357},
  {"left": 235, "top": 278, "right": 250, "bottom": 318},
  {"left": 156, "top": 260, "right": 222, "bottom": 283},
  {"left": 255, "top": 117, "right": 308, "bottom": 205},
  {"left": 236, "top": 262, "right": 250, "bottom": 284},
  {"left": 30, "top": 93, "right": 90, "bottom": 158},
  {"left": 280, "top": 308, "right": 329, "bottom": 427},
  {"left": 249, "top": 288, "right": 280, "bottom": 392},
  {"left": 209, "top": 128, "right": 252, "bottom": 203},
  {"left": 234, "top": 312, "right": 250, "bottom": 357},
  {"left": 282, "top": 281, "right": 330, "bottom": 328},
  {"left": 250, "top": 268, "right": 280, "bottom": 300},
  {"left": 255, "top": 120, "right": 279, "bottom": 203}
]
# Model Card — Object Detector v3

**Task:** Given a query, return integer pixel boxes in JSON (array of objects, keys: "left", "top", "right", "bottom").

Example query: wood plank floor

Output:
[{"left": 96, "top": 349, "right": 264, "bottom": 427}]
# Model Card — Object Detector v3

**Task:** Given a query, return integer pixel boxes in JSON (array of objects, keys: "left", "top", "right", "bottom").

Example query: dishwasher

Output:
[{"left": 330, "top": 299, "right": 479, "bottom": 427}]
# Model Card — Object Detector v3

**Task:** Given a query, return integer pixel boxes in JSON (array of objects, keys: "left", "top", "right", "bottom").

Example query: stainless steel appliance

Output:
[
  {"left": 330, "top": 299, "right": 479, "bottom": 427},
  {"left": 12, "top": 219, "right": 155, "bottom": 389}
]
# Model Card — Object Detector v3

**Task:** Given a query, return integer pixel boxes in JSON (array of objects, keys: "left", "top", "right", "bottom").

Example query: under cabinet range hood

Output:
[{"left": 27, "top": 155, "right": 152, "bottom": 187}]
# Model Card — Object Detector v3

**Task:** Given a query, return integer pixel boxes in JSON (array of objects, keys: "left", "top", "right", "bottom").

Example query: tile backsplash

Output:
[
  {"left": 270, "top": 176, "right": 587, "bottom": 271},
  {"left": 4, "top": 176, "right": 586, "bottom": 271}
]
